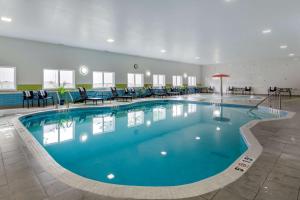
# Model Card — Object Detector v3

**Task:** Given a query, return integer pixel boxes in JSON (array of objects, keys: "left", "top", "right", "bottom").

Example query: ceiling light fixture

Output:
[
  {"left": 106, "top": 38, "right": 115, "bottom": 43},
  {"left": 262, "top": 29, "right": 272, "bottom": 34},
  {"left": 79, "top": 65, "right": 89, "bottom": 76},
  {"left": 289, "top": 53, "right": 295, "bottom": 57},
  {"left": 160, "top": 49, "right": 166, "bottom": 53},
  {"left": 1, "top": 16, "right": 12, "bottom": 22},
  {"left": 146, "top": 70, "right": 151, "bottom": 77},
  {"left": 280, "top": 45, "right": 288, "bottom": 49}
]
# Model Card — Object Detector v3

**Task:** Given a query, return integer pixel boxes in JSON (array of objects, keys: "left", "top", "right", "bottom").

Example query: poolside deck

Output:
[{"left": 0, "top": 94, "right": 300, "bottom": 200}]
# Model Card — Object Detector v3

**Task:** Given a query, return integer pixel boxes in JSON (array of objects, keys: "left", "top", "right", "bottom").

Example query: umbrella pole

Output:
[{"left": 220, "top": 77, "right": 223, "bottom": 96}]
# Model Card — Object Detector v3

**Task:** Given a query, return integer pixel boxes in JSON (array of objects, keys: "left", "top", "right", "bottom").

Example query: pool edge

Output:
[{"left": 12, "top": 99, "right": 296, "bottom": 199}]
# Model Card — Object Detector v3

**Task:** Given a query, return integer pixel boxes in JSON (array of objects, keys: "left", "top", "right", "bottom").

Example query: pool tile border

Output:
[{"left": 12, "top": 99, "right": 295, "bottom": 199}]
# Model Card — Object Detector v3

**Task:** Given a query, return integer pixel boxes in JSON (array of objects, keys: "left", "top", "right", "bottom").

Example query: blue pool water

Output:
[{"left": 20, "top": 100, "right": 283, "bottom": 186}]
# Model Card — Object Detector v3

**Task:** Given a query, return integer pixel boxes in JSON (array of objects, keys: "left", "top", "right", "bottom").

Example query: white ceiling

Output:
[{"left": 0, "top": 0, "right": 299, "bottom": 65}]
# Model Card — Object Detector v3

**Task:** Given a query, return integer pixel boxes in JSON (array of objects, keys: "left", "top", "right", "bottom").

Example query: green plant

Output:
[{"left": 57, "top": 86, "right": 67, "bottom": 100}]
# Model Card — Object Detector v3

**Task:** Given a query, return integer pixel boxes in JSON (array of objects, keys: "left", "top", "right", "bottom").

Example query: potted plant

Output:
[{"left": 57, "top": 86, "right": 67, "bottom": 105}]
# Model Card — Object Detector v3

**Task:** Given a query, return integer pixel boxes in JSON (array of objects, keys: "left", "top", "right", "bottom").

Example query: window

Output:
[
  {"left": 153, "top": 107, "right": 166, "bottom": 122},
  {"left": 43, "top": 69, "right": 75, "bottom": 89},
  {"left": 172, "top": 76, "right": 183, "bottom": 87},
  {"left": 93, "top": 72, "right": 115, "bottom": 88},
  {"left": 0, "top": 67, "right": 16, "bottom": 90},
  {"left": 93, "top": 115, "right": 115, "bottom": 135},
  {"left": 128, "top": 73, "right": 144, "bottom": 87},
  {"left": 153, "top": 74, "right": 165, "bottom": 87},
  {"left": 128, "top": 110, "right": 144, "bottom": 127},
  {"left": 188, "top": 76, "right": 197, "bottom": 86},
  {"left": 60, "top": 70, "right": 75, "bottom": 89},
  {"left": 43, "top": 69, "right": 59, "bottom": 89}
]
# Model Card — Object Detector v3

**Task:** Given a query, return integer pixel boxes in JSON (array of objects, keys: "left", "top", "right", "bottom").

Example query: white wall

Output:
[
  {"left": 0, "top": 36, "right": 201, "bottom": 86},
  {"left": 201, "top": 59, "right": 300, "bottom": 95}
]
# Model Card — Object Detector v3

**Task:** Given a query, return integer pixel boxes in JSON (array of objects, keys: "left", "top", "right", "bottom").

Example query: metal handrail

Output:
[{"left": 249, "top": 91, "right": 281, "bottom": 111}]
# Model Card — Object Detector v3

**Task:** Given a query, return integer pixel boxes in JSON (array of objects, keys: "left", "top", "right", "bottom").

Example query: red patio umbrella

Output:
[{"left": 212, "top": 73, "right": 230, "bottom": 96}]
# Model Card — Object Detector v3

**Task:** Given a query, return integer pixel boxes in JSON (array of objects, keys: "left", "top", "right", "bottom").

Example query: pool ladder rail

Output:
[{"left": 249, "top": 91, "right": 282, "bottom": 112}]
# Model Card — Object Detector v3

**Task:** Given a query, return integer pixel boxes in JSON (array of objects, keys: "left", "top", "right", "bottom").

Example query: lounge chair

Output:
[
  {"left": 125, "top": 88, "right": 137, "bottom": 98},
  {"left": 208, "top": 86, "right": 214, "bottom": 93},
  {"left": 78, "top": 87, "right": 104, "bottom": 105},
  {"left": 148, "top": 87, "right": 167, "bottom": 98},
  {"left": 110, "top": 87, "right": 133, "bottom": 101},
  {"left": 22, "top": 91, "right": 35, "bottom": 108},
  {"left": 164, "top": 87, "right": 180, "bottom": 96},
  {"left": 268, "top": 87, "right": 277, "bottom": 95},
  {"left": 37, "top": 90, "right": 55, "bottom": 107},
  {"left": 244, "top": 87, "right": 252, "bottom": 95},
  {"left": 129, "top": 88, "right": 137, "bottom": 98},
  {"left": 227, "top": 86, "right": 234, "bottom": 94}
]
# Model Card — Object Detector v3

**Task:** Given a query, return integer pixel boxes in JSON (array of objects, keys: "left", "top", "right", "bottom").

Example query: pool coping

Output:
[{"left": 12, "top": 98, "right": 295, "bottom": 199}]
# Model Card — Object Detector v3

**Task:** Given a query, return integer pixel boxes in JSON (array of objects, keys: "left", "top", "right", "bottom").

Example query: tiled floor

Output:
[{"left": 1, "top": 95, "right": 300, "bottom": 200}]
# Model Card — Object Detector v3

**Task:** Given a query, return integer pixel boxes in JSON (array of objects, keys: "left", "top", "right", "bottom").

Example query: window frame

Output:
[
  {"left": 43, "top": 69, "right": 75, "bottom": 90},
  {"left": 0, "top": 66, "right": 16, "bottom": 91},
  {"left": 127, "top": 73, "right": 144, "bottom": 88},
  {"left": 59, "top": 70, "right": 75, "bottom": 89},
  {"left": 188, "top": 76, "right": 197, "bottom": 87},
  {"left": 93, "top": 71, "right": 115, "bottom": 89},
  {"left": 172, "top": 75, "right": 183, "bottom": 87},
  {"left": 153, "top": 74, "right": 166, "bottom": 87}
]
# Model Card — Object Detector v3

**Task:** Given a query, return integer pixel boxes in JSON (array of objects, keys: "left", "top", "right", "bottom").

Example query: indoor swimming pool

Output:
[{"left": 19, "top": 100, "right": 284, "bottom": 187}]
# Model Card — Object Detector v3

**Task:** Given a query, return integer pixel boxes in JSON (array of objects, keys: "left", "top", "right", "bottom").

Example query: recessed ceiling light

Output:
[
  {"left": 280, "top": 45, "right": 288, "bottom": 49},
  {"left": 1, "top": 16, "right": 12, "bottom": 22},
  {"left": 195, "top": 136, "right": 201, "bottom": 140},
  {"left": 160, "top": 49, "right": 166, "bottom": 53},
  {"left": 160, "top": 151, "right": 167, "bottom": 156},
  {"left": 195, "top": 57, "right": 200, "bottom": 60},
  {"left": 145, "top": 70, "right": 151, "bottom": 77},
  {"left": 262, "top": 29, "right": 272, "bottom": 34},
  {"left": 106, "top": 38, "right": 115, "bottom": 43},
  {"left": 289, "top": 53, "right": 295, "bottom": 57}
]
